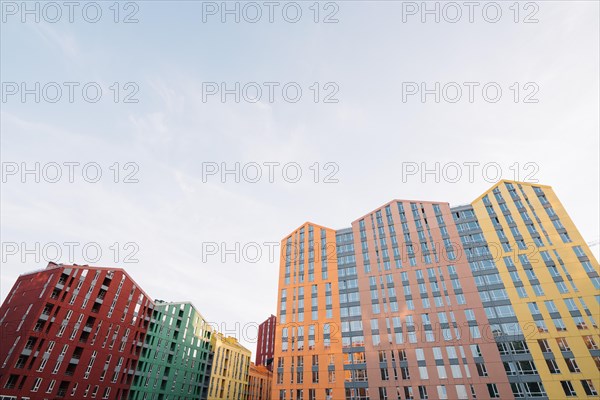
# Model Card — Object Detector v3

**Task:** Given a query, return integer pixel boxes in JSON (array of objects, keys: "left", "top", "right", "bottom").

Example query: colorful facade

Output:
[
  {"left": 462, "top": 180, "right": 599, "bottom": 398},
  {"left": 0, "top": 262, "right": 153, "bottom": 399},
  {"left": 0, "top": 264, "right": 246, "bottom": 400},
  {"left": 129, "top": 301, "right": 214, "bottom": 400},
  {"left": 272, "top": 180, "right": 599, "bottom": 400},
  {"left": 256, "top": 315, "right": 277, "bottom": 371},
  {"left": 248, "top": 362, "right": 273, "bottom": 400},
  {"left": 208, "top": 332, "right": 252, "bottom": 400},
  {"left": 2, "top": 180, "right": 598, "bottom": 400},
  {"left": 274, "top": 223, "right": 346, "bottom": 400},
  {"left": 453, "top": 203, "right": 547, "bottom": 397}
]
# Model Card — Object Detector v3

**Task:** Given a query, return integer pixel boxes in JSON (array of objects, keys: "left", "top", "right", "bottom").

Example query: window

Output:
[
  {"left": 456, "top": 385, "right": 468, "bottom": 400},
  {"left": 538, "top": 339, "right": 551, "bottom": 353},
  {"left": 573, "top": 246, "right": 586, "bottom": 257},
  {"left": 464, "top": 309, "right": 476, "bottom": 321},
  {"left": 437, "top": 365, "right": 447, "bottom": 379},
  {"left": 532, "top": 284, "right": 544, "bottom": 296},
  {"left": 476, "top": 363, "right": 488, "bottom": 377},
  {"left": 561, "top": 381, "right": 577, "bottom": 397},
  {"left": 564, "top": 358, "right": 580, "bottom": 373},
  {"left": 487, "top": 383, "right": 500, "bottom": 398},
  {"left": 553, "top": 318, "right": 567, "bottom": 331},
  {"left": 470, "top": 344, "right": 482, "bottom": 358},
  {"left": 31, "top": 377, "right": 43, "bottom": 392},
  {"left": 379, "top": 387, "right": 388, "bottom": 400},
  {"left": 564, "top": 298, "right": 578, "bottom": 311},
  {"left": 581, "top": 261, "right": 595, "bottom": 273},
  {"left": 527, "top": 302, "right": 541, "bottom": 315},
  {"left": 450, "top": 364, "right": 462, "bottom": 378},
  {"left": 546, "top": 359, "right": 560, "bottom": 374},
  {"left": 418, "top": 385, "right": 428, "bottom": 399},
  {"left": 398, "top": 349, "right": 407, "bottom": 361},
  {"left": 556, "top": 338, "right": 571, "bottom": 352},
  {"left": 583, "top": 336, "right": 598, "bottom": 350},
  {"left": 535, "top": 320, "right": 548, "bottom": 333},
  {"left": 556, "top": 281, "right": 569, "bottom": 294},
  {"left": 46, "top": 379, "right": 56, "bottom": 393},
  {"left": 400, "top": 366, "right": 410, "bottom": 380},
  {"left": 446, "top": 346, "right": 458, "bottom": 359},
  {"left": 516, "top": 286, "right": 528, "bottom": 298},
  {"left": 380, "top": 368, "right": 389, "bottom": 381},
  {"left": 581, "top": 380, "right": 598, "bottom": 396},
  {"left": 544, "top": 300, "right": 559, "bottom": 313},
  {"left": 574, "top": 316, "right": 588, "bottom": 330}
]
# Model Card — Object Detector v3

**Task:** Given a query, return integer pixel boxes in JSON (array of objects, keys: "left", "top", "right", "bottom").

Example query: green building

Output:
[{"left": 129, "top": 301, "right": 214, "bottom": 400}]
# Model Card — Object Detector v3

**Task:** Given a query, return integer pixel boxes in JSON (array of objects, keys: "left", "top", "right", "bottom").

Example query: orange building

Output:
[
  {"left": 272, "top": 183, "right": 600, "bottom": 400},
  {"left": 272, "top": 203, "right": 514, "bottom": 400},
  {"left": 248, "top": 362, "right": 273, "bottom": 400},
  {"left": 273, "top": 223, "right": 345, "bottom": 400}
]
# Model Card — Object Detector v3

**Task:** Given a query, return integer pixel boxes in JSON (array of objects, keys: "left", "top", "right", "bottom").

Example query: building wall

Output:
[
  {"left": 272, "top": 223, "right": 346, "bottom": 400},
  {"left": 129, "top": 301, "right": 214, "bottom": 400},
  {"left": 256, "top": 315, "right": 276, "bottom": 371},
  {"left": 469, "top": 180, "right": 600, "bottom": 398},
  {"left": 0, "top": 263, "right": 153, "bottom": 400},
  {"left": 248, "top": 362, "right": 272, "bottom": 400},
  {"left": 209, "top": 333, "right": 251, "bottom": 400},
  {"left": 348, "top": 200, "right": 511, "bottom": 400},
  {"left": 272, "top": 182, "right": 600, "bottom": 400},
  {"left": 453, "top": 203, "right": 547, "bottom": 398}
]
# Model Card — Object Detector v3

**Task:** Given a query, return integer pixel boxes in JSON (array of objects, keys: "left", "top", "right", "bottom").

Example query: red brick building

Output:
[
  {"left": 0, "top": 262, "right": 153, "bottom": 399},
  {"left": 255, "top": 314, "right": 276, "bottom": 371}
]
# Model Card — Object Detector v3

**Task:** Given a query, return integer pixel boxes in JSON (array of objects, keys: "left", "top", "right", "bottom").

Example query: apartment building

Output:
[
  {"left": 0, "top": 262, "right": 153, "bottom": 399},
  {"left": 272, "top": 180, "right": 599, "bottom": 400},
  {"left": 208, "top": 332, "right": 252, "bottom": 400},
  {"left": 248, "top": 362, "right": 273, "bottom": 400},
  {"left": 129, "top": 301, "right": 214, "bottom": 400},
  {"left": 256, "top": 315, "right": 277, "bottom": 371}
]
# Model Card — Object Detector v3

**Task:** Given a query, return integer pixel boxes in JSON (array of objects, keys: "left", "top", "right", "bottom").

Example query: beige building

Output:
[{"left": 208, "top": 332, "right": 252, "bottom": 400}]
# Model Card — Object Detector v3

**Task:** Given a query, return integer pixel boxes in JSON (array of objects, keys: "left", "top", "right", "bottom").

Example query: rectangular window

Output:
[
  {"left": 561, "top": 381, "right": 577, "bottom": 397},
  {"left": 487, "top": 383, "right": 500, "bottom": 398},
  {"left": 581, "top": 380, "right": 598, "bottom": 396}
]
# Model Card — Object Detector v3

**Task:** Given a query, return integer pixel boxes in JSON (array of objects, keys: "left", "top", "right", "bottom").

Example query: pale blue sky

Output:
[{"left": 1, "top": 1, "right": 599, "bottom": 351}]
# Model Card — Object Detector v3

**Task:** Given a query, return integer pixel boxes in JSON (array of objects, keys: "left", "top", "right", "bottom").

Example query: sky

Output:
[{"left": 1, "top": 0, "right": 599, "bottom": 352}]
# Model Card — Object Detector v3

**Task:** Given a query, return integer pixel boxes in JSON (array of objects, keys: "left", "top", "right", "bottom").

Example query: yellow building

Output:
[
  {"left": 470, "top": 180, "right": 599, "bottom": 398},
  {"left": 208, "top": 332, "right": 252, "bottom": 400}
]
